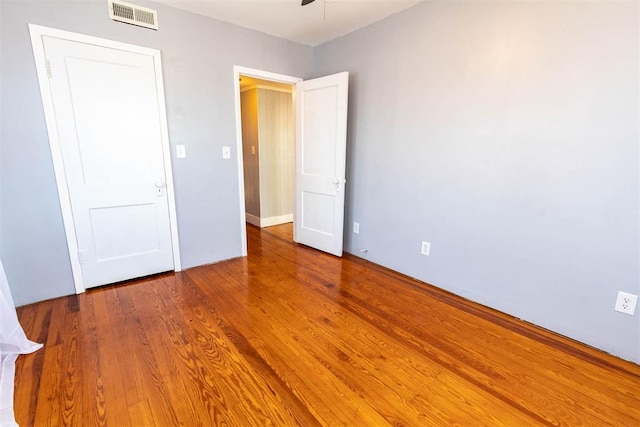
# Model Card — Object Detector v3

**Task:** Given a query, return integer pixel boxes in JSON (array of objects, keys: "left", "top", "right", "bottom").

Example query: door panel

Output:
[
  {"left": 65, "top": 57, "right": 156, "bottom": 184},
  {"left": 90, "top": 203, "right": 160, "bottom": 261},
  {"left": 301, "top": 191, "right": 336, "bottom": 234},
  {"left": 301, "top": 85, "right": 338, "bottom": 176},
  {"left": 44, "top": 36, "right": 174, "bottom": 288},
  {"left": 295, "top": 72, "right": 349, "bottom": 256}
]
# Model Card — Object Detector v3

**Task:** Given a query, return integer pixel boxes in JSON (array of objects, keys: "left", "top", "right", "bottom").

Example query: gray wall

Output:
[
  {"left": 315, "top": 1, "right": 640, "bottom": 363},
  {"left": 0, "top": 0, "right": 314, "bottom": 305}
]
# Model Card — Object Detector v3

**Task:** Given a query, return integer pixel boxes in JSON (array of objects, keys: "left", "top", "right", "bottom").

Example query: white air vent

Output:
[{"left": 108, "top": 1, "right": 158, "bottom": 30}]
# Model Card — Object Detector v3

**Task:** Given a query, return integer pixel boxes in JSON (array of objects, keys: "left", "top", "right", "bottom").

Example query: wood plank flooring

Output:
[{"left": 14, "top": 224, "right": 640, "bottom": 426}]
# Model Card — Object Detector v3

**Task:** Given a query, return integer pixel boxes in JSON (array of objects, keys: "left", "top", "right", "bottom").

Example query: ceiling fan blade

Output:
[{"left": 301, "top": 0, "right": 315, "bottom": 5}]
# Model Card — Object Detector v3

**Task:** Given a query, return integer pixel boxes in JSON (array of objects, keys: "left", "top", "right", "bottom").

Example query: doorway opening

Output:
[
  {"left": 233, "top": 66, "right": 349, "bottom": 258},
  {"left": 239, "top": 76, "right": 295, "bottom": 227},
  {"left": 233, "top": 67, "right": 302, "bottom": 256}
]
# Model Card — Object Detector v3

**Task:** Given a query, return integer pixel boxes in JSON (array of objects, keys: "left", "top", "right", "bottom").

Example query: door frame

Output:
[
  {"left": 29, "top": 24, "right": 181, "bottom": 294},
  {"left": 233, "top": 66, "right": 302, "bottom": 256}
]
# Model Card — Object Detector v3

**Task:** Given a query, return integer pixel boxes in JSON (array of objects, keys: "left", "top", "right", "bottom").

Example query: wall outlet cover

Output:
[
  {"left": 614, "top": 291, "right": 638, "bottom": 315},
  {"left": 421, "top": 241, "right": 430, "bottom": 256}
]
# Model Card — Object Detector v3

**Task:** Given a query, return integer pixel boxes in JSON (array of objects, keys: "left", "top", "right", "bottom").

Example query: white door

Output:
[
  {"left": 294, "top": 72, "right": 349, "bottom": 256},
  {"left": 43, "top": 36, "right": 174, "bottom": 288}
]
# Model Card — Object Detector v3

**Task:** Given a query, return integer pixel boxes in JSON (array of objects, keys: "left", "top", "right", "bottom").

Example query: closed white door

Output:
[
  {"left": 43, "top": 36, "right": 174, "bottom": 288},
  {"left": 294, "top": 72, "right": 349, "bottom": 256}
]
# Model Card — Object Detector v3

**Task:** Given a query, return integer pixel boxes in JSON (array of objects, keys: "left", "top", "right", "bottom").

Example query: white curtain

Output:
[{"left": 0, "top": 260, "right": 42, "bottom": 427}]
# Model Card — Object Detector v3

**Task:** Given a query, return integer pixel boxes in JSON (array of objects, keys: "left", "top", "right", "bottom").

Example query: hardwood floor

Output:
[{"left": 14, "top": 224, "right": 640, "bottom": 426}]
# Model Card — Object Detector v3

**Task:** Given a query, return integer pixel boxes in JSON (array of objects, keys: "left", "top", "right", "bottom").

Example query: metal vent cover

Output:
[{"left": 108, "top": 1, "right": 158, "bottom": 30}]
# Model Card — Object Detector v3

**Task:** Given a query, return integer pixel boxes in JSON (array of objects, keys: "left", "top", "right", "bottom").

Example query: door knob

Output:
[
  {"left": 333, "top": 178, "right": 341, "bottom": 192},
  {"left": 154, "top": 181, "right": 166, "bottom": 197}
]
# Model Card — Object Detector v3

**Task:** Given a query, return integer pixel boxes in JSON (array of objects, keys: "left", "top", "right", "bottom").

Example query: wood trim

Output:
[
  {"left": 260, "top": 214, "right": 293, "bottom": 227},
  {"left": 245, "top": 213, "right": 261, "bottom": 227},
  {"left": 29, "top": 25, "right": 84, "bottom": 294},
  {"left": 245, "top": 214, "right": 294, "bottom": 228},
  {"left": 152, "top": 51, "right": 182, "bottom": 272}
]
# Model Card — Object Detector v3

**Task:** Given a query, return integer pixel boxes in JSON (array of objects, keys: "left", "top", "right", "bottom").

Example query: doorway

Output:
[
  {"left": 233, "top": 67, "right": 301, "bottom": 256},
  {"left": 239, "top": 76, "right": 295, "bottom": 230},
  {"left": 233, "top": 66, "right": 350, "bottom": 258}
]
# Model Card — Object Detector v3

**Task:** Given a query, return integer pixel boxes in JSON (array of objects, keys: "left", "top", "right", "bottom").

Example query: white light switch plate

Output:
[
  {"left": 176, "top": 144, "right": 186, "bottom": 158},
  {"left": 222, "top": 146, "right": 231, "bottom": 159}
]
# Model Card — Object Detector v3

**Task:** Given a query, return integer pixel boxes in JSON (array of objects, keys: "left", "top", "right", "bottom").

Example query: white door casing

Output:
[
  {"left": 30, "top": 25, "right": 181, "bottom": 292},
  {"left": 294, "top": 72, "right": 349, "bottom": 256}
]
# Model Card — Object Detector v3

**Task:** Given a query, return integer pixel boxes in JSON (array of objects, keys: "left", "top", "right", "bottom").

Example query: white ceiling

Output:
[{"left": 154, "top": 0, "right": 423, "bottom": 46}]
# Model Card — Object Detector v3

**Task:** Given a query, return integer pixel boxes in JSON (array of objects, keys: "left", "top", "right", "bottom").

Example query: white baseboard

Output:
[
  {"left": 245, "top": 213, "right": 261, "bottom": 227},
  {"left": 261, "top": 214, "right": 293, "bottom": 227},
  {"left": 245, "top": 213, "right": 293, "bottom": 228}
]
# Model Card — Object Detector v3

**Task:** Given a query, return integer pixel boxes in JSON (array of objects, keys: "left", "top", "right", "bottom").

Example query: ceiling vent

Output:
[{"left": 108, "top": 1, "right": 158, "bottom": 30}]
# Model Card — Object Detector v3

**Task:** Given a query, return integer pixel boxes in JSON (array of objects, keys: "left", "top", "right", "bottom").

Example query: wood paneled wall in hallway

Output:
[{"left": 241, "top": 86, "right": 294, "bottom": 227}]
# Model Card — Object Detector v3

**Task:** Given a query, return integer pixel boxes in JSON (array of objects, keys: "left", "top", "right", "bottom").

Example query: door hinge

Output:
[
  {"left": 78, "top": 249, "right": 88, "bottom": 265},
  {"left": 45, "top": 59, "right": 52, "bottom": 79}
]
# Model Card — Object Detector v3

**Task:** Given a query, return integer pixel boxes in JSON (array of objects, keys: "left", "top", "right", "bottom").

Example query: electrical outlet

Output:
[
  {"left": 614, "top": 291, "right": 638, "bottom": 315},
  {"left": 353, "top": 222, "right": 359, "bottom": 234},
  {"left": 421, "top": 241, "right": 430, "bottom": 256}
]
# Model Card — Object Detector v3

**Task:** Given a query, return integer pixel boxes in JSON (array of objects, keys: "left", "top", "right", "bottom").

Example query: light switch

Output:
[
  {"left": 222, "top": 146, "right": 231, "bottom": 159},
  {"left": 176, "top": 145, "right": 186, "bottom": 158},
  {"left": 251, "top": 145, "right": 256, "bottom": 155}
]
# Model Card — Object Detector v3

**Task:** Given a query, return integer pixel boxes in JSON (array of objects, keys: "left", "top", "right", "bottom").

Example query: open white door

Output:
[
  {"left": 35, "top": 32, "right": 177, "bottom": 289},
  {"left": 294, "top": 72, "right": 349, "bottom": 256}
]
